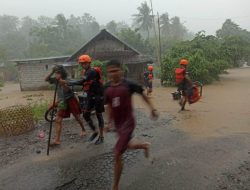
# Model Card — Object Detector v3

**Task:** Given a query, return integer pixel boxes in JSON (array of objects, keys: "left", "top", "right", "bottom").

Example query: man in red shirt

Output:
[{"left": 104, "top": 60, "right": 158, "bottom": 190}]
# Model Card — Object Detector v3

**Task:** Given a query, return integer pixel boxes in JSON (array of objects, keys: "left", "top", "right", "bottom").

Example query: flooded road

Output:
[
  {"left": 134, "top": 67, "right": 250, "bottom": 138},
  {"left": 0, "top": 68, "right": 250, "bottom": 190}
]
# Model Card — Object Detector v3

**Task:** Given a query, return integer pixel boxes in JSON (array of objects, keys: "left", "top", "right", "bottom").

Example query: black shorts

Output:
[
  {"left": 86, "top": 96, "right": 105, "bottom": 113},
  {"left": 144, "top": 80, "right": 152, "bottom": 89},
  {"left": 148, "top": 81, "right": 152, "bottom": 89},
  {"left": 177, "top": 81, "right": 192, "bottom": 97}
]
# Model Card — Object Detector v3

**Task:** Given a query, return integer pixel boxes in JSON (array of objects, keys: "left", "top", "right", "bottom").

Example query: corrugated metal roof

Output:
[
  {"left": 10, "top": 55, "right": 70, "bottom": 63},
  {"left": 67, "top": 29, "right": 142, "bottom": 62}
]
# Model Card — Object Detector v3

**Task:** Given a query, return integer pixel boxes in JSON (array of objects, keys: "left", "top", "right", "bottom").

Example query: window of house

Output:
[{"left": 45, "top": 65, "right": 48, "bottom": 70}]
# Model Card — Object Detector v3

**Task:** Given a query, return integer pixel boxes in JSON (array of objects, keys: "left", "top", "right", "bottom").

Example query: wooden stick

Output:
[{"left": 47, "top": 81, "right": 58, "bottom": 156}]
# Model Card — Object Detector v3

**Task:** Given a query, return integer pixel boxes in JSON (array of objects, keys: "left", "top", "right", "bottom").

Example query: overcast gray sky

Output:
[{"left": 1, "top": 0, "right": 250, "bottom": 34}]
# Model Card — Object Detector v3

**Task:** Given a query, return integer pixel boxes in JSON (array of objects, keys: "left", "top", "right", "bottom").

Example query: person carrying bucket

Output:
[{"left": 175, "top": 59, "right": 193, "bottom": 110}]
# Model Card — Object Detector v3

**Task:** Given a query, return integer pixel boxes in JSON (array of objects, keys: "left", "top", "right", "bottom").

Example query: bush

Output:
[
  {"left": 161, "top": 33, "right": 231, "bottom": 86},
  {"left": 30, "top": 100, "right": 49, "bottom": 122},
  {"left": 90, "top": 60, "right": 128, "bottom": 82},
  {"left": 91, "top": 60, "right": 108, "bottom": 81},
  {"left": 0, "top": 80, "right": 4, "bottom": 87},
  {"left": 76, "top": 60, "right": 109, "bottom": 82},
  {"left": 152, "top": 65, "right": 161, "bottom": 78}
]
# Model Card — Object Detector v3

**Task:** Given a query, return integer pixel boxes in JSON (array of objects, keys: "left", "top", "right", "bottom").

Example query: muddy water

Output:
[
  {"left": 0, "top": 68, "right": 250, "bottom": 190},
  {"left": 1, "top": 68, "right": 250, "bottom": 137},
  {"left": 0, "top": 82, "right": 53, "bottom": 109},
  {"left": 133, "top": 67, "right": 250, "bottom": 138}
]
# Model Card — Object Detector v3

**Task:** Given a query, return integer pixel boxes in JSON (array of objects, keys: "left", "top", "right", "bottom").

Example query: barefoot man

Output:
[
  {"left": 104, "top": 60, "right": 158, "bottom": 190},
  {"left": 45, "top": 65, "right": 86, "bottom": 146}
]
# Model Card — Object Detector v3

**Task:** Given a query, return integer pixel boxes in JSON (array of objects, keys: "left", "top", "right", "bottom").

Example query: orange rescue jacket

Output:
[{"left": 175, "top": 68, "right": 185, "bottom": 84}]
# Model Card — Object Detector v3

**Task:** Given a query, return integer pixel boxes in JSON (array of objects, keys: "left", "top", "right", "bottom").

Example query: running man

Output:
[{"left": 104, "top": 60, "right": 158, "bottom": 190}]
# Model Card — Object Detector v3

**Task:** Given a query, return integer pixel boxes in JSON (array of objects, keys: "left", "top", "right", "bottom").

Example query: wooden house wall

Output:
[{"left": 126, "top": 63, "right": 148, "bottom": 84}]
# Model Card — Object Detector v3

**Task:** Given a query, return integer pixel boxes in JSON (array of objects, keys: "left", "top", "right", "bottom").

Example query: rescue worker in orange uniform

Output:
[
  {"left": 175, "top": 59, "right": 193, "bottom": 111},
  {"left": 143, "top": 65, "right": 154, "bottom": 96},
  {"left": 69, "top": 55, "right": 105, "bottom": 145}
]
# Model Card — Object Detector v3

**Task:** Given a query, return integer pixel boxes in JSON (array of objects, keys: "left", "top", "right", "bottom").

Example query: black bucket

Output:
[{"left": 171, "top": 92, "right": 181, "bottom": 100}]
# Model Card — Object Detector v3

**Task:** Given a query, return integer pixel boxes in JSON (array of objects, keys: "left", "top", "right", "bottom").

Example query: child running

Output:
[
  {"left": 45, "top": 65, "right": 86, "bottom": 146},
  {"left": 104, "top": 60, "right": 158, "bottom": 190}
]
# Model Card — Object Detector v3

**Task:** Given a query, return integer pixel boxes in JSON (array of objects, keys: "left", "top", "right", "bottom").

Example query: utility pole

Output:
[
  {"left": 149, "top": 0, "right": 160, "bottom": 66},
  {"left": 157, "top": 12, "right": 163, "bottom": 85},
  {"left": 149, "top": 0, "right": 163, "bottom": 84}
]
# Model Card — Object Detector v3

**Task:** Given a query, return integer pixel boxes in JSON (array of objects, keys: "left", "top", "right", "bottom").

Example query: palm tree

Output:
[
  {"left": 55, "top": 14, "right": 68, "bottom": 40},
  {"left": 170, "top": 16, "right": 186, "bottom": 41},
  {"left": 133, "top": 1, "right": 153, "bottom": 39},
  {"left": 160, "top": 13, "right": 170, "bottom": 38}
]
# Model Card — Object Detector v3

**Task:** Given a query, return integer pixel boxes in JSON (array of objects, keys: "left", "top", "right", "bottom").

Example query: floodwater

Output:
[
  {"left": 0, "top": 67, "right": 250, "bottom": 190},
  {"left": 134, "top": 67, "right": 250, "bottom": 138},
  {"left": 2, "top": 67, "right": 250, "bottom": 138},
  {"left": 0, "top": 82, "right": 53, "bottom": 109}
]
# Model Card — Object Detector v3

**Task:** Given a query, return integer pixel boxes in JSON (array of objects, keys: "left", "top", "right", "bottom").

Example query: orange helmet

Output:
[
  {"left": 179, "top": 59, "right": 189, "bottom": 65},
  {"left": 148, "top": 65, "right": 154, "bottom": 71},
  {"left": 78, "top": 54, "right": 92, "bottom": 63}
]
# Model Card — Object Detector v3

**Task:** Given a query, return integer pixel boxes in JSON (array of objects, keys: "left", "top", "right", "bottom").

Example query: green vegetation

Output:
[
  {"left": 0, "top": 80, "right": 3, "bottom": 91},
  {"left": 162, "top": 19, "right": 250, "bottom": 85},
  {"left": 0, "top": 80, "right": 3, "bottom": 87},
  {"left": 78, "top": 60, "right": 128, "bottom": 83},
  {"left": 91, "top": 60, "right": 108, "bottom": 81},
  {"left": 0, "top": 2, "right": 250, "bottom": 86},
  {"left": 0, "top": 1, "right": 191, "bottom": 83},
  {"left": 0, "top": 1, "right": 189, "bottom": 60},
  {"left": 30, "top": 100, "right": 48, "bottom": 122}
]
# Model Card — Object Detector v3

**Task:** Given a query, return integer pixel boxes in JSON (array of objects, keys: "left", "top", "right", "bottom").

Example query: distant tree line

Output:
[
  {"left": 0, "top": 1, "right": 191, "bottom": 84},
  {"left": 0, "top": 1, "right": 190, "bottom": 62},
  {"left": 0, "top": 1, "right": 250, "bottom": 86}
]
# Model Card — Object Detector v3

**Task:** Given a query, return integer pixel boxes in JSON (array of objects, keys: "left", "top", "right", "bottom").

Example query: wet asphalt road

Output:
[
  {"left": 0, "top": 110, "right": 172, "bottom": 190},
  {"left": 0, "top": 110, "right": 250, "bottom": 190}
]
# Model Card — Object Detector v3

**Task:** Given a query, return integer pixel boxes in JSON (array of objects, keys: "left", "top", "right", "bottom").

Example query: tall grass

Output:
[
  {"left": 30, "top": 100, "right": 49, "bottom": 122},
  {"left": 0, "top": 80, "right": 4, "bottom": 87}
]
